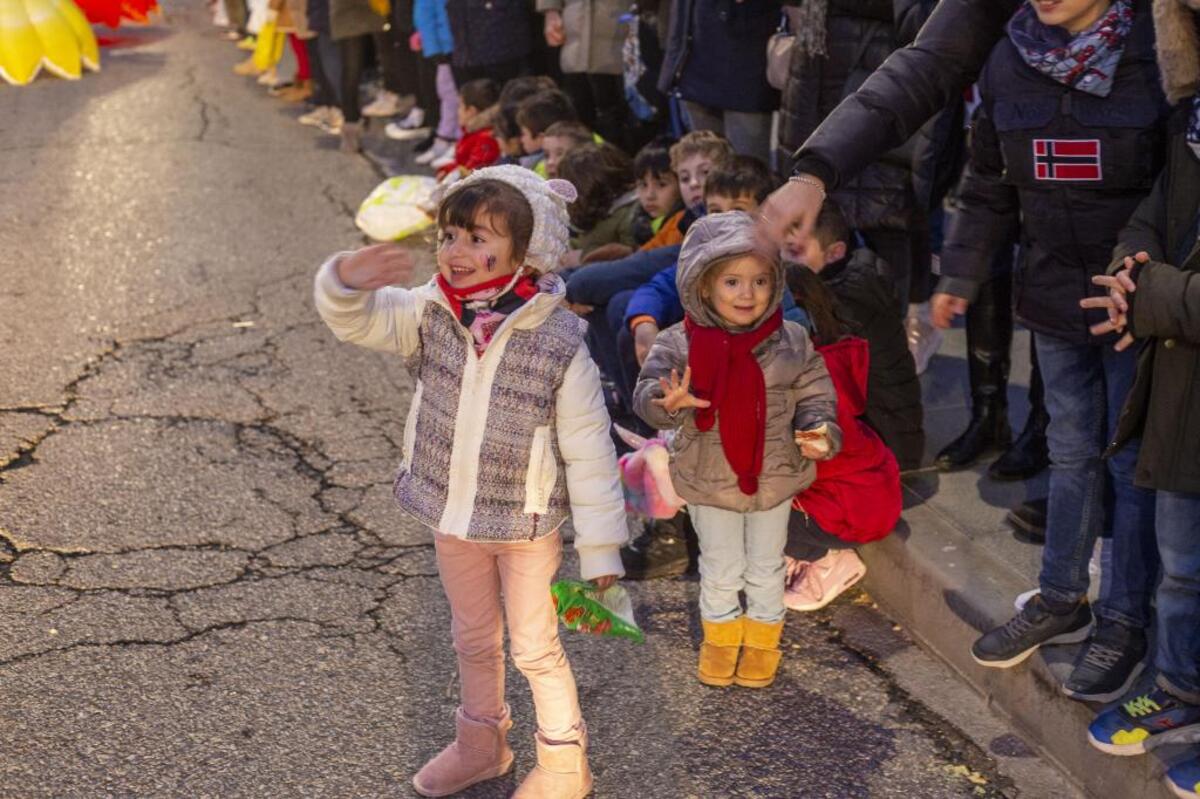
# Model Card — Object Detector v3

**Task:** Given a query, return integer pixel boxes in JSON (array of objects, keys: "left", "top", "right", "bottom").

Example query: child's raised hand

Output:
[
  {"left": 336, "top": 243, "right": 416, "bottom": 291},
  {"left": 652, "top": 367, "right": 711, "bottom": 415}
]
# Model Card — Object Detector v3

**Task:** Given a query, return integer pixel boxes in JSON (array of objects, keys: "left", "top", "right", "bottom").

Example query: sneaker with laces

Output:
[
  {"left": 783, "top": 549, "right": 866, "bottom": 612},
  {"left": 971, "top": 594, "right": 1092, "bottom": 668},
  {"left": 1062, "top": 619, "right": 1147, "bottom": 703},
  {"left": 363, "top": 90, "right": 404, "bottom": 118},
  {"left": 416, "top": 137, "right": 455, "bottom": 165},
  {"left": 430, "top": 151, "right": 456, "bottom": 169},
  {"left": 1166, "top": 755, "right": 1200, "bottom": 798},
  {"left": 1088, "top": 687, "right": 1200, "bottom": 756}
]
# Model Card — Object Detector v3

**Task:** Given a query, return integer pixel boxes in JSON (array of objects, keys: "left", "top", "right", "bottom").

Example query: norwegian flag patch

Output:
[{"left": 1033, "top": 139, "right": 1103, "bottom": 181}]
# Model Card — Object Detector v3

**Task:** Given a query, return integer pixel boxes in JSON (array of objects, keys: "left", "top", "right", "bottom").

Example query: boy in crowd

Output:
[
  {"left": 930, "top": 0, "right": 1169, "bottom": 702},
  {"left": 789, "top": 201, "right": 925, "bottom": 471},
  {"left": 516, "top": 89, "right": 580, "bottom": 174},
  {"left": 542, "top": 120, "right": 594, "bottom": 178}
]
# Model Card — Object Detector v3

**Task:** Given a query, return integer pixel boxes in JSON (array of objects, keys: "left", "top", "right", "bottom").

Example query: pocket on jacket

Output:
[
  {"left": 401, "top": 381, "right": 423, "bottom": 470},
  {"left": 524, "top": 425, "right": 558, "bottom": 515}
]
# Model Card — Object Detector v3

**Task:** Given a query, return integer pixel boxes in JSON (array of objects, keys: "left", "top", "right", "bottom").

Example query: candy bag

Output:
[{"left": 551, "top": 580, "right": 644, "bottom": 644}]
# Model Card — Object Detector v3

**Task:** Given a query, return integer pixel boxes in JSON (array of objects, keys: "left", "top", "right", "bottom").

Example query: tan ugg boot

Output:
[
  {"left": 512, "top": 727, "right": 593, "bottom": 799},
  {"left": 412, "top": 706, "right": 515, "bottom": 797},
  {"left": 734, "top": 618, "right": 785, "bottom": 688},
  {"left": 698, "top": 617, "right": 743, "bottom": 687},
  {"left": 232, "top": 55, "right": 261, "bottom": 76}
]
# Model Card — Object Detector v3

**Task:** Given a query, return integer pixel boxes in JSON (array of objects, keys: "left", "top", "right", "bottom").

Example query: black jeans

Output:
[
  {"left": 785, "top": 511, "right": 854, "bottom": 562},
  {"left": 560, "top": 72, "right": 628, "bottom": 150}
]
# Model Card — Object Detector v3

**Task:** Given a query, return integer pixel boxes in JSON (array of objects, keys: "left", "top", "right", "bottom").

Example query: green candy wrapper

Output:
[{"left": 550, "top": 580, "right": 644, "bottom": 644}]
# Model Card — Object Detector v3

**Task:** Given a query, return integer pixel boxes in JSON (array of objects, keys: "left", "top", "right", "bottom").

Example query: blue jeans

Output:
[
  {"left": 1035, "top": 333, "right": 1158, "bottom": 627},
  {"left": 689, "top": 501, "right": 792, "bottom": 624},
  {"left": 1155, "top": 491, "right": 1200, "bottom": 704}
]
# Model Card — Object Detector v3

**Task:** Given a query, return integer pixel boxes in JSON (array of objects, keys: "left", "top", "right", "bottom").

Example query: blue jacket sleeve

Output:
[
  {"left": 781, "top": 289, "right": 811, "bottom": 328},
  {"left": 624, "top": 264, "right": 681, "bottom": 329}
]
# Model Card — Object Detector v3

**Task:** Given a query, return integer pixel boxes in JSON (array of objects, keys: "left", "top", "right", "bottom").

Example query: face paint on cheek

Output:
[{"left": 486, "top": 255, "right": 496, "bottom": 272}]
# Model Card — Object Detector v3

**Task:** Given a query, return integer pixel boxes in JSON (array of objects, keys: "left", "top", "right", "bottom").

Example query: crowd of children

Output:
[{"left": 226, "top": 0, "right": 1200, "bottom": 795}]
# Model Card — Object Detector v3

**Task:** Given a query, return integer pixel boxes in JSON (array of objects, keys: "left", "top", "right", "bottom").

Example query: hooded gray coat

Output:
[{"left": 633, "top": 212, "right": 841, "bottom": 513}]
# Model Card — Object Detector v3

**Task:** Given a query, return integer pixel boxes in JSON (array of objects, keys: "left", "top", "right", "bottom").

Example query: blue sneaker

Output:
[
  {"left": 1088, "top": 687, "right": 1200, "bottom": 756},
  {"left": 1166, "top": 755, "right": 1200, "bottom": 799}
]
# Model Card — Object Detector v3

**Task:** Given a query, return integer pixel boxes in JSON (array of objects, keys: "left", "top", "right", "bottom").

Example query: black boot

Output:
[
  {"left": 619, "top": 513, "right": 691, "bottom": 580},
  {"left": 936, "top": 272, "right": 1013, "bottom": 471},
  {"left": 990, "top": 337, "right": 1050, "bottom": 481},
  {"left": 1006, "top": 498, "right": 1048, "bottom": 544}
]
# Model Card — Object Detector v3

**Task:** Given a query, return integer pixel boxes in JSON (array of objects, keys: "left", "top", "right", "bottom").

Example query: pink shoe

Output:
[
  {"left": 412, "top": 706, "right": 515, "bottom": 797},
  {"left": 783, "top": 550, "right": 866, "bottom": 612}
]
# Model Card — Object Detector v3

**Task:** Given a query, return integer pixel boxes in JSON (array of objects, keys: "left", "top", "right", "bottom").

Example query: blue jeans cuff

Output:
[
  {"left": 1038, "top": 584, "right": 1085, "bottom": 607},
  {"left": 1094, "top": 607, "right": 1146, "bottom": 630},
  {"left": 1157, "top": 673, "right": 1200, "bottom": 706}
]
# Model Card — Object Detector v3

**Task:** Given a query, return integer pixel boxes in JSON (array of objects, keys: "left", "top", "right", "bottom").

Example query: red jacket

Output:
[
  {"left": 794, "top": 337, "right": 901, "bottom": 544},
  {"left": 437, "top": 125, "right": 500, "bottom": 178}
]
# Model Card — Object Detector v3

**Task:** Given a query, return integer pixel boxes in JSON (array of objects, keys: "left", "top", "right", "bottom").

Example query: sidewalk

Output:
[{"left": 863, "top": 326, "right": 1183, "bottom": 798}]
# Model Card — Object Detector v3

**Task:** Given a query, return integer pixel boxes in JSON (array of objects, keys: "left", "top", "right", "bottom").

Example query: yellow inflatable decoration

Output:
[{"left": 0, "top": 0, "right": 100, "bottom": 86}]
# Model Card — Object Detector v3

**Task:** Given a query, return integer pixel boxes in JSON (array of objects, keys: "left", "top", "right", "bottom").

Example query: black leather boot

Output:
[
  {"left": 936, "top": 272, "right": 1013, "bottom": 471},
  {"left": 990, "top": 337, "right": 1050, "bottom": 481}
]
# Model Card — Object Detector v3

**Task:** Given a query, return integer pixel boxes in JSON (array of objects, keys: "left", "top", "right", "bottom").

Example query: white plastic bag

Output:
[{"left": 355, "top": 175, "right": 438, "bottom": 242}]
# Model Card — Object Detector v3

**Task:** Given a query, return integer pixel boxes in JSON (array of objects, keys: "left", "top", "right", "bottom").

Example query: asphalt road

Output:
[{"left": 0, "top": 5, "right": 1077, "bottom": 797}]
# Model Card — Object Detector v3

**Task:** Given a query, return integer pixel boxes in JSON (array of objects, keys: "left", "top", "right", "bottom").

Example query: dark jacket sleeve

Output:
[
  {"left": 623, "top": 265, "right": 681, "bottom": 329},
  {"left": 1110, "top": 171, "right": 1170, "bottom": 269},
  {"left": 937, "top": 96, "right": 1020, "bottom": 300},
  {"left": 565, "top": 246, "right": 681, "bottom": 306},
  {"left": 1128, "top": 261, "right": 1200, "bottom": 344},
  {"left": 793, "top": 0, "right": 1019, "bottom": 188}
]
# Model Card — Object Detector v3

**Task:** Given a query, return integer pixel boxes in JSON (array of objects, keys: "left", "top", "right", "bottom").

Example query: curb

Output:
[{"left": 858, "top": 498, "right": 1172, "bottom": 799}]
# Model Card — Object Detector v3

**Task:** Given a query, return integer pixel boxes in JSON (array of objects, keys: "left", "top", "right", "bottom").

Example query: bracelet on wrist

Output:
[{"left": 788, "top": 175, "right": 827, "bottom": 201}]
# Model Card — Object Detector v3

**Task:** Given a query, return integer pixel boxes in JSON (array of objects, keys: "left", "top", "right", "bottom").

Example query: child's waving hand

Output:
[
  {"left": 652, "top": 366, "right": 712, "bottom": 415},
  {"left": 336, "top": 243, "right": 416, "bottom": 290}
]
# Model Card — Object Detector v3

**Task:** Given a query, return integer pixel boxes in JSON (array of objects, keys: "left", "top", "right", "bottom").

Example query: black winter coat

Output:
[
  {"left": 793, "top": 0, "right": 1021, "bottom": 189},
  {"left": 445, "top": 0, "right": 532, "bottom": 69},
  {"left": 822, "top": 248, "right": 925, "bottom": 470},
  {"left": 779, "top": 0, "right": 945, "bottom": 231},
  {"left": 1107, "top": 106, "right": 1200, "bottom": 493},
  {"left": 939, "top": 2, "right": 1168, "bottom": 343},
  {"left": 658, "top": 0, "right": 781, "bottom": 113}
]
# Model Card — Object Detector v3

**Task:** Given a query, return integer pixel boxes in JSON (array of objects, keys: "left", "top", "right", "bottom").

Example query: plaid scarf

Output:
[{"left": 1007, "top": 0, "right": 1136, "bottom": 97}]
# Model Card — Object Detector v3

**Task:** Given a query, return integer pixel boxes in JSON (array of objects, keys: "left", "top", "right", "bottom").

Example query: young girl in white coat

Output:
[{"left": 314, "top": 165, "right": 625, "bottom": 799}]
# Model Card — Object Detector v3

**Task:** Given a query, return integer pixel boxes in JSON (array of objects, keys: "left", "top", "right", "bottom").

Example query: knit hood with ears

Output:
[
  {"left": 675, "top": 211, "right": 785, "bottom": 332},
  {"left": 1154, "top": 0, "right": 1200, "bottom": 102},
  {"left": 442, "top": 164, "right": 578, "bottom": 274}
]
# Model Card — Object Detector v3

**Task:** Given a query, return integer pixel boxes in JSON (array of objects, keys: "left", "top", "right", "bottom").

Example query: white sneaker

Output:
[
  {"left": 429, "top": 151, "right": 456, "bottom": 170},
  {"left": 906, "top": 302, "right": 944, "bottom": 375},
  {"left": 298, "top": 105, "right": 332, "bottom": 127},
  {"left": 319, "top": 107, "right": 344, "bottom": 135},
  {"left": 414, "top": 137, "right": 454, "bottom": 165},
  {"left": 256, "top": 67, "right": 282, "bottom": 87},
  {"left": 385, "top": 116, "right": 432, "bottom": 141},
  {"left": 784, "top": 549, "right": 867, "bottom": 612},
  {"left": 362, "top": 90, "right": 403, "bottom": 118}
]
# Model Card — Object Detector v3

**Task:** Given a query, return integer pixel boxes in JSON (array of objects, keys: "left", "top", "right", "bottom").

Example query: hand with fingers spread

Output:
[
  {"left": 652, "top": 366, "right": 711, "bottom": 415},
  {"left": 336, "top": 243, "right": 417, "bottom": 291}
]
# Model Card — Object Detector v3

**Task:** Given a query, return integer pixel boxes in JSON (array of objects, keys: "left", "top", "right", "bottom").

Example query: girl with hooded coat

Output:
[{"left": 634, "top": 211, "right": 841, "bottom": 690}]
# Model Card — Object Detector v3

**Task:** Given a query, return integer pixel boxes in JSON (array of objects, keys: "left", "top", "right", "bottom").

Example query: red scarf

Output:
[
  {"left": 435, "top": 272, "right": 539, "bottom": 320},
  {"left": 684, "top": 308, "right": 783, "bottom": 495}
]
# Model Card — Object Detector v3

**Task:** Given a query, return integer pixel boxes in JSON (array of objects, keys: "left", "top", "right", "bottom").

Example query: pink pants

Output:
[{"left": 433, "top": 531, "right": 583, "bottom": 742}]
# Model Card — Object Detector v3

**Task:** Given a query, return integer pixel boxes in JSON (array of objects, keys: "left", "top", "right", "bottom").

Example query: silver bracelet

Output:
[{"left": 788, "top": 175, "right": 827, "bottom": 201}]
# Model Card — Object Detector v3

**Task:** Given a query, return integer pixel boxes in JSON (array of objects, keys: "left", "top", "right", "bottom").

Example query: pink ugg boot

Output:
[
  {"left": 412, "top": 706, "right": 515, "bottom": 797},
  {"left": 512, "top": 726, "right": 593, "bottom": 799}
]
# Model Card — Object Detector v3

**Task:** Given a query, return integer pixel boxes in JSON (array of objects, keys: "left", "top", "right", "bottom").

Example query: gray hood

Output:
[{"left": 675, "top": 211, "right": 785, "bottom": 331}]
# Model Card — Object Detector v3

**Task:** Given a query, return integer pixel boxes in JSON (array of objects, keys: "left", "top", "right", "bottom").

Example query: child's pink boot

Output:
[
  {"left": 512, "top": 726, "right": 593, "bottom": 799},
  {"left": 412, "top": 706, "right": 515, "bottom": 797}
]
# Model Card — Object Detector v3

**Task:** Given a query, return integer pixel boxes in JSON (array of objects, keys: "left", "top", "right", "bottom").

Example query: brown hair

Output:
[
  {"left": 785, "top": 264, "right": 852, "bottom": 346},
  {"left": 515, "top": 89, "right": 578, "bottom": 138},
  {"left": 704, "top": 155, "right": 777, "bottom": 204},
  {"left": 812, "top": 199, "right": 851, "bottom": 249},
  {"left": 543, "top": 120, "right": 593, "bottom": 146},
  {"left": 556, "top": 142, "right": 635, "bottom": 231},
  {"left": 669, "top": 130, "right": 735, "bottom": 173},
  {"left": 436, "top": 180, "right": 535, "bottom": 264}
]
